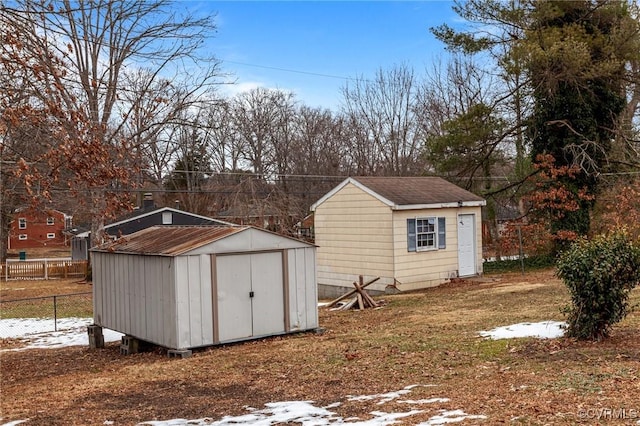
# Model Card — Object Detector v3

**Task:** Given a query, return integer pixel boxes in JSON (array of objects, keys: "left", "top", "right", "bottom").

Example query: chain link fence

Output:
[{"left": 0, "top": 292, "right": 93, "bottom": 338}]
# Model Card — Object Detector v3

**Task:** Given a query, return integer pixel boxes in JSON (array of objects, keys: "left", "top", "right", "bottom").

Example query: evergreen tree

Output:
[{"left": 525, "top": 0, "right": 633, "bottom": 241}]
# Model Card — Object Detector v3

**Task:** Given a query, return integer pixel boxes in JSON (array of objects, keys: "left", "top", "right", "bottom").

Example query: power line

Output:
[{"left": 221, "top": 59, "right": 371, "bottom": 83}]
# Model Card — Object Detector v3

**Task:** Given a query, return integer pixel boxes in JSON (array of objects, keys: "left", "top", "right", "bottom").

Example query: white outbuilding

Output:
[{"left": 90, "top": 225, "right": 318, "bottom": 351}]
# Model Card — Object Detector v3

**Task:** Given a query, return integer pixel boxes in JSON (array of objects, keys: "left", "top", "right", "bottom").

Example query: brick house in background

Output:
[{"left": 8, "top": 207, "right": 73, "bottom": 250}]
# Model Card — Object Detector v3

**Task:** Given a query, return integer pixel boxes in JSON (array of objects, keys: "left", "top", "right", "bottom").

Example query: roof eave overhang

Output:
[{"left": 392, "top": 200, "right": 486, "bottom": 210}]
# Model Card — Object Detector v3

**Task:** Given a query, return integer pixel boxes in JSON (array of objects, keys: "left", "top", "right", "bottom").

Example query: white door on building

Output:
[
  {"left": 457, "top": 214, "right": 476, "bottom": 277},
  {"left": 215, "top": 252, "right": 285, "bottom": 342},
  {"left": 216, "top": 254, "right": 253, "bottom": 342},
  {"left": 250, "top": 251, "right": 285, "bottom": 336}
]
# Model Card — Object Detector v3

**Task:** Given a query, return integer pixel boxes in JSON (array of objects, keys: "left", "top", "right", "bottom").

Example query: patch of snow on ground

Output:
[
  {"left": 420, "top": 409, "right": 487, "bottom": 425},
  {"left": 479, "top": 321, "right": 566, "bottom": 340},
  {"left": 347, "top": 384, "right": 422, "bottom": 405},
  {"left": 135, "top": 386, "right": 486, "bottom": 426},
  {"left": 0, "top": 420, "right": 29, "bottom": 426},
  {"left": 0, "top": 317, "right": 123, "bottom": 351}
]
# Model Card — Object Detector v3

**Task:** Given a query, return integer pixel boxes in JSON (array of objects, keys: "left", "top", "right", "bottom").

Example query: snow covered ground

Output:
[
  {"left": 0, "top": 317, "right": 123, "bottom": 351},
  {"left": 136, "top": 387, "right": 487, "bottom": 425},
  {"left": 478, "top": 321, "right": 566, "bottom": 340},
  {"left": 1, "top": 317, "right": 568, "bottom": 426}
]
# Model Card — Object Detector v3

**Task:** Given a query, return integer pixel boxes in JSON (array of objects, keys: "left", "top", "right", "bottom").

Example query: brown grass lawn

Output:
[
  {"left": 1, "top": 278, "right": 91, "bottom": 300},
  {"left": 2, "top": 269, "right": 640, "bottom": 425}
]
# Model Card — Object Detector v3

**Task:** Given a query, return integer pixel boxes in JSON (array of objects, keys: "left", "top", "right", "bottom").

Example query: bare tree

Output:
[
  {"left": 231, "top": 88, "right": 295, "bottom": 179},
  {"left": 3, "top": 0, "right": 223, "bottom": 246},
  {"left": 341, "top": 64, "right": 424, "bottom": 176},
  {"left": 201, "top": 99, "right": 244, "bottom": 174}
]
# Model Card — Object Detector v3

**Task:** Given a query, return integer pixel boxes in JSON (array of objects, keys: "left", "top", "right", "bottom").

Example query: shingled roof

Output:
[{"left": 312, "top": 176, "right": 485, "bottom": 210}]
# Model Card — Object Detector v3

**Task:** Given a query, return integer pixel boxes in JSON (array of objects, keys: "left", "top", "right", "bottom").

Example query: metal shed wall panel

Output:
[
  {"left": 175, "top": 254, "right": 214, "bottom": 349},
  {"left": 287, "top": 247, "right": 318, "bottom": 331},
  {"left": 144, "top": 256, "right": 177, "bottom": 348},
  {"left": 93, "top": 252, "right": 177, "bottom": 349}
]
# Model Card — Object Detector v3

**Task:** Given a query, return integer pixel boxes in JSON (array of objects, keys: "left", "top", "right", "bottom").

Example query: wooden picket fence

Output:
[{"left": 2, "top": 258, "right": 88, "bottom": 280}]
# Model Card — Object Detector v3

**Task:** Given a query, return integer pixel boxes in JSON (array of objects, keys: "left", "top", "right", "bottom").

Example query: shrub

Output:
[{"left": 556, "top": 231, "right": 640, "bottom": 340}]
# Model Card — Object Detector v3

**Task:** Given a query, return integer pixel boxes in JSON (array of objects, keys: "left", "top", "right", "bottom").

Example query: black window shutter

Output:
[
  {"left": 407, "top": 218, "right": 416, "bottom": 252},
  {"left": 438, "top": 217, "right": 446, "bottom": 249}
]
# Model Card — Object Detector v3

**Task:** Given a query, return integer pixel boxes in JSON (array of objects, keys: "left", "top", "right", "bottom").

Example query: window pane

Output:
[{"left": 416, "top": 217, "right": 436, "bottom": 249}]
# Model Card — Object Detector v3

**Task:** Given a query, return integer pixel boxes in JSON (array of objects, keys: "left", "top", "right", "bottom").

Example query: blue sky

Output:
[{"left": 196, "top": 1, "right": 459, "bottom": 111}]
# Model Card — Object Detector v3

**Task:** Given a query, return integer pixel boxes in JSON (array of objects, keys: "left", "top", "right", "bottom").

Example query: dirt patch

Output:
[{"left": 2, "top": 268, "right": 640, "bottom": 425}]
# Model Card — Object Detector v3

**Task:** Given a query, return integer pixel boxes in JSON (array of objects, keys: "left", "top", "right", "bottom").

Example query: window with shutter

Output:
[{"left": 407, "top": 216, "right": 446, "bottom": 251}]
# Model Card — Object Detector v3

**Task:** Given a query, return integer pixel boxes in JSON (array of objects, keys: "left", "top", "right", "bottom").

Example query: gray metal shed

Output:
[{"left": 90, "top": 225, "right": 318, "bottom": 350}]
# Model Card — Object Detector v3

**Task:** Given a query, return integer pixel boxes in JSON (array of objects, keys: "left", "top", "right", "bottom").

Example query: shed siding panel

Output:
[
  {"left": 92, "top": 253, "right": 104, "bottom": 325},
  {"left": 288, "top": 249, "right": 303, "bottom": 331},
  {"left": 123, "top": 256, "right": 132, "bottom": 333},
  {"left": 175, "top": 255, "right": 214, "bottom": 349},
  {"left": 392, "top": 207, "right": 483, "bottom": 289},
  {"left": 175, "top": 256, "right": 191, "bottom": 348},
  {"left": 108, "top": 254, "right": 118, "bottom": 330},
  {"left": 131, "top": 256, "right": 146, "bottom": 338},
  {"left": 199, "top": 254, "right": 214, "bottom": 346},
  {"left": 287, "top": 247, "right": 318, "bottom": 331},
  {"left": 188, "top": 256, "right": 202, "bottom": 347},
  {"left": 315, "top": 183, "right": 394, "bottom": 291},
  {"left": 301, "top": 247, "right": 318, "bottom": 330},
  {"left": 115, "top": 256, "right": 124, "bottom": 332},
  {"left": 144, "top": 257, "right": 158, "bottom": 344},
  {"left": 141, "top": 256, "right": 176, "bottom": 347},
  {"left": 161, "top": 257, "right": 177, "bottom": 349}
]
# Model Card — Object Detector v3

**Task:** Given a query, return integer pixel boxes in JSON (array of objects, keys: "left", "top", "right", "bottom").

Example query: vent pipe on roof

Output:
[{"left": 175, "top": 200, "right": 180, "bottom": 210}]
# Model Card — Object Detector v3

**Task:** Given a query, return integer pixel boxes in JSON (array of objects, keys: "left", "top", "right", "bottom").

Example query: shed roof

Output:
[
  {"left": 311, "top": 177, "right": 486, "bottom": 211},
  {"left": 92, "top": 225, "right": 246, "bottom": 256}
]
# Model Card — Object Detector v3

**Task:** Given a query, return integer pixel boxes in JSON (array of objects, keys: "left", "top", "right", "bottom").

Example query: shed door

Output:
[
  {"left": 216, "top": 254, "right": 253, "bottom": 341},
  {"left": 457, "top": 214, "right": 476, "bottom": 277},
  {"left": 216, "top": 252, "right": 285, "bottom": 342}
]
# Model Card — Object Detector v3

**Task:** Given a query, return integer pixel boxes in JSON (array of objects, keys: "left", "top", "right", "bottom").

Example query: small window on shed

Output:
[
  {"left": 47, "top": 233, "right": 56, "bottom": 239},
  {"left": 19, "top": 218, "right": 27, "bottom": 229},
  {"left": 47, "top": 217, "right": 55, "bottom": 225},
  {"left": 19, "top": 234, "right": 27, "bottom": 240},
  {"left": 407, "top": 217, "right": 446, "bottom": 252},
  {"left": 162, "top": 212, "right": 173, "bottom": 225}
]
